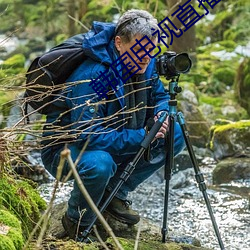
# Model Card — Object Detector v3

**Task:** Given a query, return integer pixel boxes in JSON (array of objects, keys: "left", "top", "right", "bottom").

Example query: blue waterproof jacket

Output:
[{"left": 44, "top": 21, "right": 170, "bottom": 156}]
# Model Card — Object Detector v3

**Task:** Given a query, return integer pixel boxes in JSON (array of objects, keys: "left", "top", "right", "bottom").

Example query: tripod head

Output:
[{"left": 168, "top": 76, "right": 182, "bottom": 100}]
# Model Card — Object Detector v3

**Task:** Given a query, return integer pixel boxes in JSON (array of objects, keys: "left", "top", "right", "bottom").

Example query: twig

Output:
[
  {"left": 61, "top": 148, "right": 124, "bottom": 250},
  {"left": 22, "top": 154, "right": 65, "bottom": 249},
  {"left": 68, "top": 14, "right": 90, "bottom": 31},
  {"left": 93, "top": 225, "right": 110, "bottom": 250},
  {"left": 134, "top": 219, "right": 142, "bottom": 250}
]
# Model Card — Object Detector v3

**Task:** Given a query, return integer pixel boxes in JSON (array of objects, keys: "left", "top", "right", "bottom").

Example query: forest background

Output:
[{"left": 0, "top": 0, "right": 250, "bottom": 125}]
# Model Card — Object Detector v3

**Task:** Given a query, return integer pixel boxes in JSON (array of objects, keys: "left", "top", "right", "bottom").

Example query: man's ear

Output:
[{"left": 115, "top": 36, "right": 122, "bottom": 51}]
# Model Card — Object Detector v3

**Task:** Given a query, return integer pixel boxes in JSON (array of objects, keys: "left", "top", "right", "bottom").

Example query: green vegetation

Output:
[
  {"left": 0, "top": 209, "right": 24, "bottom": 250},
  {"left": 0, "top": 174, "right": 47, "bottom": 239},
  {"left": 235, "top": 57, "right": 250, "bottom": 115}
]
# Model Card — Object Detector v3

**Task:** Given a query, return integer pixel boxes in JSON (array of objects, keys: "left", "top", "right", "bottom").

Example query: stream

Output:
[{"left": 38, "top": 155, "right": 250, "bottom": 250}]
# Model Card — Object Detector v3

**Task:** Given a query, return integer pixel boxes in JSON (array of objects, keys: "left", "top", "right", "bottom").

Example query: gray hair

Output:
[{"left": 115, "top": 9, "right": 159, "bottom": 43}]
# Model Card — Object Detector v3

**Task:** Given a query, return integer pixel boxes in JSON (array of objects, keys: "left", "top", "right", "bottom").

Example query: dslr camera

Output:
[{"left": 156, "top": 51, "right": 192, "bottom": 79}]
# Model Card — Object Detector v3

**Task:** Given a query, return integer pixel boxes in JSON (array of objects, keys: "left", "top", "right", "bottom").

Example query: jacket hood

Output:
[{"left": 82, "top": 21, "right": 116, "bottom": 65}]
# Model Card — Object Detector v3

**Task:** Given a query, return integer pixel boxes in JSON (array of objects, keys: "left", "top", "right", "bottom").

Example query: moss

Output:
[
  {"left": 0, "top": 235, "right": 16, "bottom": 250},
  {"left": 209, "top": 120, "right": 250, "bottom": 151},
  {"left": 199, "top": 95, "right": 224, "bottom": 107},
  {"left": 106, "top": 237, "right": 209, "bottom": 250},
  {"left": 0, "top": 175, "right": 47, "bottom": 239},
  {"left": 218, "top": 40, "right": 237, "bottom": 52},
  {"left": 214, "top": 119, "right": 232, "bottom": 126},
  {"left": 213, "top": 120, "right": 250, "bottom": 133},
  {"left": 213, "top": 67, "right": 235, "bottom": 86},
  {"left": 29, "top": 239, "right": 97, "bottom": 250},
  {"left": 1, "top": 54, "right": 25, "bottom": 69},
  {"left": 0, "top": 54, "right": 26, "bottom": 86},
  {"left": 0, "top": 209, "right": 21, "bottom": 229},
  {"left": 7, "top": 228, "right": 24, "bottom": 249},
  {"left": 0, "top": 209, "right": 24, "bottom": 249}
]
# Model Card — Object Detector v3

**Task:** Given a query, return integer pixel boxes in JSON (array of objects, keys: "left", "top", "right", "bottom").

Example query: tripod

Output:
[
  {"left": 162, "top": 77, "right": 225, "bottom": 249},
  {"left": 82, "top": 77, "right": 225, "bottom": 250}
]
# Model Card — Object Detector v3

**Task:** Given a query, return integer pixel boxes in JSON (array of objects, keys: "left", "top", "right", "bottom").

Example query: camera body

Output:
[{"left": 156, "top": 51, "right": 192, "bottom": 79}]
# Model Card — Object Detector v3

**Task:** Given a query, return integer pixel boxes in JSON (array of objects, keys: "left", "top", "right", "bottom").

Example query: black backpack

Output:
[{"left": 24, "top": 34, "right": 87, "bottom": 115}]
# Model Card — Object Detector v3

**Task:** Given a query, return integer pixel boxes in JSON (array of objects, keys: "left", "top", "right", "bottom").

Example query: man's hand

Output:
[{"left": 154, "top": 111, "right": 169, "bottom": 139}]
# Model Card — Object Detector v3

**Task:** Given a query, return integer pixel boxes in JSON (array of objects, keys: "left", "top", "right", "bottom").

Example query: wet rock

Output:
[
  {"left": 12, "top": 150, "right": 51, "bottom": 183},
  {"left": 170, "top": 168, "right": 193, "bottom": 189},
  {"left": 213, "top": 157, "right": 250, "bottom": 184},
  {"left": 46, "top": 202, "right": 210, "bottom": 250},
  {"left": 209, "top": 120, "right": 250, "bottom": 160},
  {"left": 181, "top": 89, "right": 199, "bottom": 105}
]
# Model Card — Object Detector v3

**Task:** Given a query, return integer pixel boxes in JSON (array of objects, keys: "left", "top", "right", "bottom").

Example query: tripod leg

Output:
[
  {"left": 162, "top": 114, "right": 175, "bottom": 243},
  {"left": 177, "top": 112, "right": 225, "bottom": 250}
]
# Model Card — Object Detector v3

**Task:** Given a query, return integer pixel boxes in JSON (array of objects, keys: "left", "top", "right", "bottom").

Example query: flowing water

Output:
[{"left": 38, "top": 156, "right": 250, "bottom": 250}]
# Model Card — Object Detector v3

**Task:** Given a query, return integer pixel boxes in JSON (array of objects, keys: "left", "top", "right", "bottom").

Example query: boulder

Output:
[
  {"left": 213, "top": 157, "right": 250, "bottom": 184},
  {"left": 209, "top": 120, "right": 250, "bottom": 160}
]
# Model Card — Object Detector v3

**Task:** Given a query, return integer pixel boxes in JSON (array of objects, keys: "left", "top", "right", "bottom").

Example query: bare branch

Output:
[{"left": 62, "top": 148, "right": 124, "bottom": 250}]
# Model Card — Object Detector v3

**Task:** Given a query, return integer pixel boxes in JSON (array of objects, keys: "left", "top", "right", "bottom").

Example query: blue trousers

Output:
[{"left": 41, "top": 123, "right": 185, "bottom": 226}]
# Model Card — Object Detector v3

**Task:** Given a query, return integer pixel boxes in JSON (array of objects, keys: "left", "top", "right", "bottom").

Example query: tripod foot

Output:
[{"left": 161, "top": 227, "right": 168, "bottom": 243}]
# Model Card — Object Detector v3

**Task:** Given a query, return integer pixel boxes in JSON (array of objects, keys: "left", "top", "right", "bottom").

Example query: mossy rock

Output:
[
  {"left": 193, "top": 42, "right": 241, "bottom": 95},
  {"left": 106, "top": 237, "right": 210, "bottom": 250},
  {"left": 209, "top": 120, "right": 250, "bottom": 160},
  {"left": 0, "top": 174, "right": 47, "bottom": 239},
  {"left": 44, "top": 202, "right": 211, "bottom": 250},
  {"left": 28, "top": 237, "right": 211, "bottom": 250},
  {"left": 199, "top": 92, "right": 248, "bottom": 122},
  {"left": 0, "top": 209, "right": 24, "bottom": 250}
]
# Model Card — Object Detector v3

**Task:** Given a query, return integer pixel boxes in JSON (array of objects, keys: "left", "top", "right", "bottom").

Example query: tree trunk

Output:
[
  {"left": 167, "top": 0, "right": 196, "bottom": 61},
  {"left": 67, "top": 0, "right": 77, "bottom": 36},
  {"left": 78, "top": 0, "right": 88, "bottom": 20}
]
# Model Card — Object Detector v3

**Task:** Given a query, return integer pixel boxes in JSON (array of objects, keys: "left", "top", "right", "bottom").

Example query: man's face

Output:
[{"left": 115, "top": 35, "right": 157, "bottom": 75}]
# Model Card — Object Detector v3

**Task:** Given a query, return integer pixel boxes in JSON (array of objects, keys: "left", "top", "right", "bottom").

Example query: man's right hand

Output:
[{"left": 154, "top": 112, "right": 169, "bottom": 139}]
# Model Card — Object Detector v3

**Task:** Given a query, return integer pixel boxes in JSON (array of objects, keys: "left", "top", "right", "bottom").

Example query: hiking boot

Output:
[
  {"left": 105, "top": 196, "right": 140, "bottom": 225},
  {"left": 61, "top": 213, "right": 97, "bottom": 243}
]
